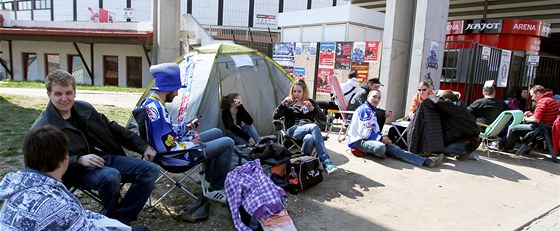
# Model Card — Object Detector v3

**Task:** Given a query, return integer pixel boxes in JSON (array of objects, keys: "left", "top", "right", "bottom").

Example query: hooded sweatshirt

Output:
[{"left": 0, "top": 168, "right": 128, "bottom": 231}]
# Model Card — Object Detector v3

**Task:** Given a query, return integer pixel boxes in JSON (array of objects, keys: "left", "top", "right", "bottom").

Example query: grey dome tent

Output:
[{"left": 131, "top": 43, "right": 294, "bottom": 136}]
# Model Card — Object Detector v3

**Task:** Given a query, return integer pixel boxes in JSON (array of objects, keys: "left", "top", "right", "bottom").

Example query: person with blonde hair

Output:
[
  {"left": 273, "top": 80, "right": 338, "bottom": 174},
  {"left": 221, "top": 92, "right": 260, "bottom": 145}
]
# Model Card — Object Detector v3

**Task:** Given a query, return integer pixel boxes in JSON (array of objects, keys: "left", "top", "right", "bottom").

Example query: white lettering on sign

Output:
[
  {"left": 465, "top": 22, "right": 500, "bottom": 31},
  {"left": 447, "top": 24, "right": 459, "bottom": 31},
  {"left": 513, "top": 24, "right": 536, "bottom": 31}
]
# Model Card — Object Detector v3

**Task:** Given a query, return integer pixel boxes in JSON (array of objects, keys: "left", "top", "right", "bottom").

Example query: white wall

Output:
[
  {"left": 7, "top": 41, "right": 150, "bottom": 87},
  {"left": 192, "top": 0, "right": 218, "bottom": 25},
  {"left": 283, "top": 0, "right": 307, "bottom": 12},
  {"left": 223, "top": 0, "right": 249, "bottom": 27},
  {"left": 302, "top": 26, "right": 322, "bottom": 42},
  {"left": 53, "top": 0, "right": 73, "bottom": 21},
  {"left": 132, "top": 0, "right": 152, "bottom": 22},
  {"left": 312, "top": 0, "right": 333, "bottom": 9},
  {"left": 33, "top": 9, "right": 51, "bottom": 20}
]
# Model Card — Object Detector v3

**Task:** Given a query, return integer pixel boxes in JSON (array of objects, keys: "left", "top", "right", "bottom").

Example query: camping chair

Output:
[
  {"left": 515, "top": 123, "right": 558, "bottom": 163},
  {"left": 130, "top": 106, "right": 207, "bottom": 207},
  {"left": 326, "top": 75, "right": 355, "bottom": 142},
  {"left": 479, "top": 110, "right": 523, "bottom": 157},
  {"left": 272, "top": 117, "right": 328, "bottom": 160}
]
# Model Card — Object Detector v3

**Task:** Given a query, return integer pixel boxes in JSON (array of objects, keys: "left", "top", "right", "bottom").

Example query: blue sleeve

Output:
[{"left": 143, "top": 100, "right": 177, "bottom": 152}]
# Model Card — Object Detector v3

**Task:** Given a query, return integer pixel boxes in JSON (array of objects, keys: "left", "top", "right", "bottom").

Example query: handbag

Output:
[{"left": 285, "top": 156, "right": 323, "bottom": 193}]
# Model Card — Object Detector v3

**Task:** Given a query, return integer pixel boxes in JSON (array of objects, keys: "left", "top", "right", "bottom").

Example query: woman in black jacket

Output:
[{"left": 221, "top": 92, "right": 260, "bottom": 145}]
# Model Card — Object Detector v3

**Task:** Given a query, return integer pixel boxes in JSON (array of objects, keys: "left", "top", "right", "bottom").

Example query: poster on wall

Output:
[
  {"left": 351, "top": 62, "right": 369, "bottom": 83},
  {"left": 352, "top": 42, "right": 365, "bottom": 63},
  {"left": 497, "top": 49, "right": 512, "bottom": 87},
  {"left": 316, "top": 68, "right": 333, "bottom": 93},
  {"left": 293, "top": 67, "right": 306, "bottom": 80},
  {"left": 295, "top": 43, "right": 317, "bottom": 55},
  {"left": 426, "top": 41, "right": 439, "bottom": 69},
  {"left": 318, "top": 42, "right": 335, "bottom": 69},
  {"left": 335, "top": 42, "right": 353, "bottom": 70},
  {"left": 273, "top": 42, "right": 295, "bottom": 74},
  {"left": 364, "top": 41, "right": 380, "bottom": 62},
  {"left": 481, "top": 46, "right": 491, "bottom": 61}
]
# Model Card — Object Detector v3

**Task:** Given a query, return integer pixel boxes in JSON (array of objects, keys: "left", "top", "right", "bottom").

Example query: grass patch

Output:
[
  {"left": 0, "top": 94, "right": 133, "bottom": 179},
  {"left": 0, "top": 79, "right": 145, "bottom": 93}
]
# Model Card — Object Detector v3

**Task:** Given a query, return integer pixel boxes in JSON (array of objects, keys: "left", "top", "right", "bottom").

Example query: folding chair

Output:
[
  {"left": 272, "top": 117, "right": 327, "bottom": 159},
  {"left": 130, "top": 106, "right": 207, "bottom": 207},
  {"left": 326, "top": 75, "right": 355, "bottom": 142},
  {"left": 515, "top": 123, "right": 558, "bottom": 163},
  {"left": 479, "top": 110, "right": 523, "bottom": 157}
]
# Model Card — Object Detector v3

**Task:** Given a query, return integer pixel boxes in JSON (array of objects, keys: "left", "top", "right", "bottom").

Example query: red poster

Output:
[
  {"left": 351, "top": 63, "right": 369, "bottom": 83},
  {"left": 364, "top": 41, "right": 380, "bottom": 62},
  {"left": 316, "top": 68, "right": 333, "bottom": 93},
  {"left": 318, "top": 42, "right": 335, "bottom": 69}
]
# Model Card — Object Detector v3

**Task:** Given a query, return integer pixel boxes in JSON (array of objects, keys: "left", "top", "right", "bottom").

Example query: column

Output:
[{"left": 153, "top": 0, "right": 181, "bottom": 64}]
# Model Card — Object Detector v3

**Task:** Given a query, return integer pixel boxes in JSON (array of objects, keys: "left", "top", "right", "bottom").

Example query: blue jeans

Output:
[
  {"left": 443, "top": 143, "right": 467, "bottom": 157},
  {"left": 199, "top": 128, "right": 234, "bottom": 190},
  {"left": 63, "top": 155, "right": 159, "bottom": 224},
  {"left": 287, "top": 123, "right": 330, "bottom": 163},
  {"left": 504, "top": 124, "right": 535, "bottom": 150},
  {"left": 356, "top": 140, "right": 426, "bottom": 166},
  {"left": 226, "top": 124, "right": 261, "bottom": 145}
]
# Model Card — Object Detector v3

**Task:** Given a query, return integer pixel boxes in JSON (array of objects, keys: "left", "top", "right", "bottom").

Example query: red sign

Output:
[
  {"left": 446, "top": 21, "right": 464, "bottom": 35},
  {"left": 446, "top": 19, "right": 550, "bottom": 38},
  {"left": 501, "top": 19, "right": 551, "bottom": 37},
  {"left": 364, "top": 41, "right": 380, "bottom": 62},
  {"left": 351, "top": 62, "right": 369, "bottom": 83}
]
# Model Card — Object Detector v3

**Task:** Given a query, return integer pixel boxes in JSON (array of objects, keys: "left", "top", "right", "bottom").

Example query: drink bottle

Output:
[{"left": 288, "top": 166, "right": 299, "bottom": 193}]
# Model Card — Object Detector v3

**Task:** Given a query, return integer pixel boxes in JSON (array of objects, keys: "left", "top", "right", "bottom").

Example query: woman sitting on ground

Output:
[
  {"left": 221, "top": 92, "right": 260, "bottom": 145},
  {"left": 273, "top": 80, "right": 339, "bottom": 174},
  {"left": 408, "top": 81, "right": 435, "bottom": 119}
]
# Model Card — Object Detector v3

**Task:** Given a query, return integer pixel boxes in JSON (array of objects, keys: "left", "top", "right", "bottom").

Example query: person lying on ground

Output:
[
  {"left": 32, "top": 70, "right": 158, "bottom": 225},
  {"left": 142, "top": 63, "right": 233, "bottom": 204},
  {"left": 0, "top": 125, "right": 150, "bottom": 231},
  {"left": 221, "top": 92, "right": 260, "bottom": 145},
  {"left": 273, "top": 79, "right": 339, "bottom": 174},
  {"left": 347, "top": 89, "right": 444, "bottom": 168}
]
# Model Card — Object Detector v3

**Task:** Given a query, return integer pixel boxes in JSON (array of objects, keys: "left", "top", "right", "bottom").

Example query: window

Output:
[
  {"left": 17, "top": 0, "right": 31, "bottom": 10},
  {"left": 2, "top": 1, "right": 14, "bottom": 10},
  {"left": 103, "top": 56, "right": 119, "bottom": 86},
  {"left": 22, "top": 52, "right": 37, "bottom": 81},
  {"left": 45, "top": 53, "right": 60, "bottom": 75},
  {"left": 126, "top": 56, "right": 142, "bottom": 88},
  {"left": 68, "top": 55, "right": 90, "bottom": 85},
  {"left": 34, "top": 0, "right": 50, "bottom": 9}
]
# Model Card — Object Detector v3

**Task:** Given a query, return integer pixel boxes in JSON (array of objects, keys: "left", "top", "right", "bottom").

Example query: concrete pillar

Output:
[
  {"left": 153, "top": 0, "right": 181, "bottom": 64},
  {"left": 378, "top": 0, "right": 415, "bottom": 119},
  {"left": 405, "top": 0, "right": 449, "bottom": 111}
]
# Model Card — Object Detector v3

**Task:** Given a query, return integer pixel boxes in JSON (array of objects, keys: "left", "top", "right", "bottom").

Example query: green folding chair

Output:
[{"left": 479, "top": 110, "right": 524, "bottom": 157}]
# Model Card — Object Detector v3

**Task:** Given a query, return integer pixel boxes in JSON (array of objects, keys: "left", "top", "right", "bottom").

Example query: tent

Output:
[{"left": 132, "top": 43, "right": 294, "bottom": 136}]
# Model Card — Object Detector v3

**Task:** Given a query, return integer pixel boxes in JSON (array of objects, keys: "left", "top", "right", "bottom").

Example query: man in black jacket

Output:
[{"left": 32, "top": 70, "right": 159, "bottom": 225}]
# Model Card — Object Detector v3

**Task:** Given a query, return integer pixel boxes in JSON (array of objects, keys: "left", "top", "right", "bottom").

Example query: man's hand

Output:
[
  {"left": 190, "top": 137, "right": 202, "bottom": 145},
  {"left": 524, "top": 111, "right": 533, "bottom": 117},
  {"left": 77, "top": 154, "right": 105, "bottom": 168},
  {"left": 143, "top": 146, "right": 156, "bottom": 161},
  {"left": 386, "top": 110, "right": 394, "bottom": 118},
  {"left": 381, "top": 136, "right": 392, "bottom": 145}
]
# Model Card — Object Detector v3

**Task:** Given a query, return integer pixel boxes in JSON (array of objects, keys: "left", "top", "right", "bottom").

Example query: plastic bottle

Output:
[{"left": 288, "top": 166, "right": 299, "bottom": 193}]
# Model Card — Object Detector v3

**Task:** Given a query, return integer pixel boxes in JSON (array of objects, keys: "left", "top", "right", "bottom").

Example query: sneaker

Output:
[
  {"left": 423, "top": 154, "right": 444, "bottom": 168},
  {"left": 324, "top": 161, "right": 339, "bottom": 175},
  {"left": 487, "top": 141, "right": 500, "bottom": 151},
  {"left": 204, "top": 189, "right": 227, "bottom": 204},
  {"left": 351, "top": 149, "right": 367, "bottom": 157}
]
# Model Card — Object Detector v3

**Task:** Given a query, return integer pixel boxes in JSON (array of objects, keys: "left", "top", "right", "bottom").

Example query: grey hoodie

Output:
[{"left": 0, "top": 169, "right": 120, "bottom": 231}]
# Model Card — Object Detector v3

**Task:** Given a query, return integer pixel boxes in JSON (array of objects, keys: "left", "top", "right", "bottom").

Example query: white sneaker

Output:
[{"left": 205, "top": 189, "right": 227, "bottom": 204}]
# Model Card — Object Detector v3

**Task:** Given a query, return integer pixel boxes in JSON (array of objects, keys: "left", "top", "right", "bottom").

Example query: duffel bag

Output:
[{"left": 285, "top": 156, "right": 323, "bottom": 193}]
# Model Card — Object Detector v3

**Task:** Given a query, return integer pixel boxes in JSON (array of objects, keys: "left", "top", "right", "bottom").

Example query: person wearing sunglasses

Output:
[{"left": 408, "top": 81, "right": 434, "bottom": 120}]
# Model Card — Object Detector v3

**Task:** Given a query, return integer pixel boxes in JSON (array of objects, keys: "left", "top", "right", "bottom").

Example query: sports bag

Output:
[{"left": 285, "top": 156, "right": 323, "bottom": 193}]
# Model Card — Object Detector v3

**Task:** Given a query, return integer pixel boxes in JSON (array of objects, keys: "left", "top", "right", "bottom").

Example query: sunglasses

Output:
[{"left": 418, "top": 88, "right": 428, "bottom": 92}]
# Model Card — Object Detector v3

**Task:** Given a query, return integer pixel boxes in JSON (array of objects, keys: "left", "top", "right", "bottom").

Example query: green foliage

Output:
[{"left": 0, "top": 79, "right": 145, "bottom": 93}]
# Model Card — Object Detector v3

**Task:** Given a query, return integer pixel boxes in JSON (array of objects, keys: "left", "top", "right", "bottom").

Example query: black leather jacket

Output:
[{"left": 32, "top": 100, "right": 149, "bottom": 167}]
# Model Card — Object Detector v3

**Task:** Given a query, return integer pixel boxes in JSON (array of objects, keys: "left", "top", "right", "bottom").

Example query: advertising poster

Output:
[
  {"left": 273, "top": 42, "right": 295, "bottom": 74},
  {"left": 481, "top": 46, "right": 491, "bottom": 60},
  {"left": 295, "top": 42, "right": 317, "bottom": 55},
  {"left": 351, "top": 42, "right": 365, "bottom": 63},
  {"left": 497, "top": 49, "right": 512, "bottom": 87},
  {"left": 351, "top": 62, "right": 369, "bottom": 83},
  {"left": 293, "top": 67, "right": 306, "bottom": 80},
  {"left": 364, "top": 41, "right": 380, "bottom": 62},
  {"left": 426, "top": 41, "right": 439, "bottom": 69},
  {"left": 318, "top": 42, "right": 335, "bottom": 69},
  {"left": 316, "top": 68, "right": 333, "bottom": 93},
  {"left": 335, "top": 42, "right": 352, "bottom": 70}
]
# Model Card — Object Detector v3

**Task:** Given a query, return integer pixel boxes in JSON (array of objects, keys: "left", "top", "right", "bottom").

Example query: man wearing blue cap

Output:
[
  {"left": 142, "top": 63, "right": 233, "bottom": 204},
  {"left": 32, "top": 70, "right": 159, "bottom": 225}
]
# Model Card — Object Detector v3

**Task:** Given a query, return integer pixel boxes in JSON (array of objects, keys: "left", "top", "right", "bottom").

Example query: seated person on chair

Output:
[
  {"left": 425, "top": 90, "right": 481, "bottom": 160},
  {"left": 142, "top": 63, "right": 233, "bottom": 204},
  {"left": 467, "top": 85, "right": 509, "bottom": 131},
  {"left": 347, "top": 78, "right": 393, "bottom": 129},
  {"left": 32, "top": 70, "right": 158, "bottom": 225},
  {"left": 0, "top": 125, "right": 150, "bottom": 231},
  {"left": 408, "top": 81, "right": 435, "bottom": 120},
  {"left": 348, "top": 90, "right": 444, "bottom": 168},
  {"left": 221, "top": 92, "right": 260, "bottom": 145},
  {"left": 502, "top": 85, "right": 560, "bottom": 151},
  {"left": 273, "top": 79, "right": 339, "bottom": 174}
]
